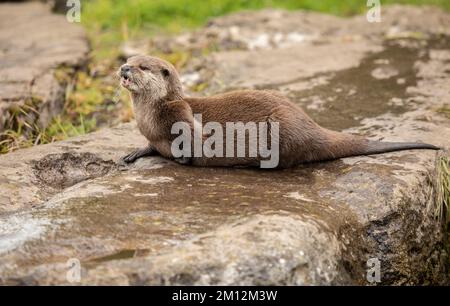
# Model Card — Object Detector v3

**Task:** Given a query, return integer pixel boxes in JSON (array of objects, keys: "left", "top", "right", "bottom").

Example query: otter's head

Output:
[{"left": 118, "top": 55, "right": 183, "bottom": 101}]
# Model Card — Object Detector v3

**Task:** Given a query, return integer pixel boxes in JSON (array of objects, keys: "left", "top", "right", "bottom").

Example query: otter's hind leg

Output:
[{"left": 121, "top": 145, "right": 157, "bottom": 164}]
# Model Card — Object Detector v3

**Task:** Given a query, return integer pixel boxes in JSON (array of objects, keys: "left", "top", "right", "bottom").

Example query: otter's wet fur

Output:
[{"left": 119, "top": 55, "right": 439, "bottom": 168}]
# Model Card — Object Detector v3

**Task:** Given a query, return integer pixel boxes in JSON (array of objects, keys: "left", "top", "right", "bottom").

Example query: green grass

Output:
[
  {"left": 436, "top": 157, "right": 450, "bottom": 223},
  {"left": 428, "top": 156, "right": 450, "bottom": 224},
  {"left": 438, "top": 106, "right": 450, "bottom": 118},
  {"left": 82, "top": 0, "right": 450, "bottom": 33}
]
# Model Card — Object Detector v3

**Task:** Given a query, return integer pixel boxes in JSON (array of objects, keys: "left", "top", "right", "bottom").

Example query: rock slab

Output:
[{"left": 0, "top": 5, "right": 449, "bottom": 285}]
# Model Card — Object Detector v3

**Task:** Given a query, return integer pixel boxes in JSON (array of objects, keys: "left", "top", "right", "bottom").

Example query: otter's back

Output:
[{"left": 185, "top": 90, "right": 299, "bottom": 124}]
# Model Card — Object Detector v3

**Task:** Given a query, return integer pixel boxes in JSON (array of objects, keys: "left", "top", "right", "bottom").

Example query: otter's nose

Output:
[{"left": 121, "top": 65, "right": 131, "bottom": 74}]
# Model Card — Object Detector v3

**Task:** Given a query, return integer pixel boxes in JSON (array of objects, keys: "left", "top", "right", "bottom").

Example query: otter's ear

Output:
[{"left": 161, "top": 68, "right": 170, "bottom": 78}]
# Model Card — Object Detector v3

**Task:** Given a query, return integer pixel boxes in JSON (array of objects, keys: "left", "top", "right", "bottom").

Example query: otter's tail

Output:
[
  {"left": 364, "top": 141, "right": 440, "bottom": 155},
  {"left": 319, "top": 130, "right": 440, "bottom": 161}
]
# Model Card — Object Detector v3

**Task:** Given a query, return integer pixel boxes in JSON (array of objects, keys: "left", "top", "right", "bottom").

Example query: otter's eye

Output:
[
  {"left": 139, "top": 65, "right": 150, "bottom": 71},
  {"left": 161, "top": 68, "right": 170, "bottom": 77}
]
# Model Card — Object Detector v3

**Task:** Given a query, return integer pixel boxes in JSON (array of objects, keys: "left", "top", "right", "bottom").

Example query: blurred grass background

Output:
[
  {"left": 1, "top": 0, "right": 450, "bottom": 153},
  {"left": 82, "top": 0, "right": 450, "bottom": 60},
  {"left": 83, "top": 0, "right": 450, "bottom": 31}
]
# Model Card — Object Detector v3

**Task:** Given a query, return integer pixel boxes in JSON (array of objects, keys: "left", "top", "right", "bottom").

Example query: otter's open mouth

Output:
[{"left": 121, "top": 75, "right": 132, "bottom": 87}]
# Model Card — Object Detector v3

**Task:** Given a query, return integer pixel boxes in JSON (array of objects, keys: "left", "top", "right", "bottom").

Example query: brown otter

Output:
[{"left": 118, "top": 55, "right": 439, "bottom": 168}]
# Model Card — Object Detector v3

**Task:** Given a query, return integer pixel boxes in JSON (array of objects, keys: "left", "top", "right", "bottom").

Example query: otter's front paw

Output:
[
  {"left": 121, "top": 150, "right": 141, "bottom": 164},
  {"left": 120, "top": 146, "right": 156, "bottom": 164},
  {"left": 174, "top": 157, "right": 192, "bottom": 165}
]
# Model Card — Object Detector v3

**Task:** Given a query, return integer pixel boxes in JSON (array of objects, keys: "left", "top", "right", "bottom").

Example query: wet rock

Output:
[
  {"left": 371, "top": 67, "right": 399, "bottom": 80},
  {"left": 0, "top": 2, "right": 89, "bottom": 134},
  {"left": 182, "top": 5, "right": 450, "bottom": 95},
  {"left": 1, "top": 6, "right": 450, "bottom": 285}
]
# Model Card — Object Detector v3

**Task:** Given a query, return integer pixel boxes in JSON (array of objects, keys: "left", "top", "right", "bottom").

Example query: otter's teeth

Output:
[{"left": 121, "top": 76, "right": 131, "bottom": 87}]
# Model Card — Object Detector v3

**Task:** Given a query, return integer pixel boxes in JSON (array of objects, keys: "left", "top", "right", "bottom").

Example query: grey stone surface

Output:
[
  {"left": 0, "top": 5, "right": 450, "bottom": 285},
  {"left": 0, "top": 2, "right": 89, "bottom": 133}
]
